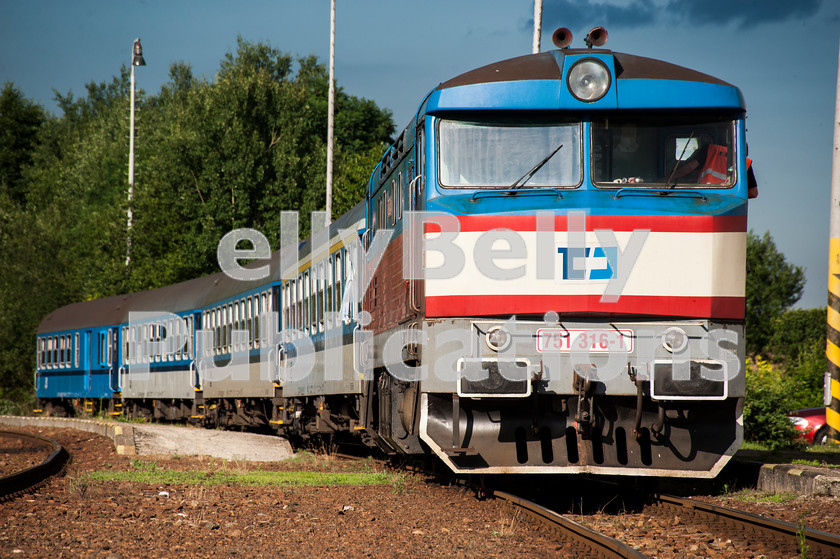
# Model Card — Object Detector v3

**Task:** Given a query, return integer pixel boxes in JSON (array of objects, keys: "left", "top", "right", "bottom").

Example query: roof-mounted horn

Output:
[
  {"left": 552, "top": 27, "right": 573, "bottom": 49},
  {"left": 585, "top": 26, "right": 608, "bottom": 48}
]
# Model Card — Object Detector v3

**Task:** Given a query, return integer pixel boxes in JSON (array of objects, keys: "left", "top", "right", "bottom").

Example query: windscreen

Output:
[
  {"left": 591, "top": 115, "right": 737, "bottom": 188},
  {"left": 437, "top": 120, "right": 581, "bottom": 188}
]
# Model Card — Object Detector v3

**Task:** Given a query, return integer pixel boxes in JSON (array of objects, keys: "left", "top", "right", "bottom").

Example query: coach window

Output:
[
  {"left": 308, "top": 269, "right": 316, "bottom": 335},
  {"left": 397, "top": 172, "right": 403, "bottom": 221},
  {"left": 245, "top": 297, "right": 252, "bottom": 348},
  {"left": 227, "top": 304, "right": 234, "bottom": 354},
  {"left": 335, "top": 251, "right": 343, "bottom": 312},
  {"left": 121, "top": 327, "right": 128, "bottom": 364},
  {"left": 245, "top": 296, "right": 252, "bottom": 349},
  {"left": 212, "top": 308, "right": 219, "bottom": 354},
  {"left": 97, "top": 333, "right": 105, "bottom": 366},
  {"left": 234, "top": 302, "right": 241, "bottom": 352},
  {"left": 389, "top": 181, "right": 395, "bottom": 226},
  {"left": 253, "top": 296, "right": 261, "bottom": 349},
  {"left": 292, "top": 279, "right": 299, "bottom": 335},
  {"left": 261, "top": 290, "right": 269, "bottom": 344},
  {"left": 282, "top": 283, "right": 290, "bottom": 335},
  {"left": 317, "top": 262, "right": 325, "bottom": 333},
  {"left": 220, "top": 305, "right": 227, "bottom": 354},
  {"left": 238, "top": 299, "right": 245, "bottom": 350},
  {"left": 168, "top": 318, "right": 175, "bottom": 360},
  {"left": 306, "top": 270, "right": 313, "bottom": 335},
  {"left": 326, "top": 256, "right": 334, "bottom": 329},
  {"left": 186, "top": 316, "right": 194, "bottom": 359},
  {"left": 246, "top": 297, "right": 253, "bottom": 347},
  {"left": 242, "top": 298, "right": 248, "bottom": 350},
  {"left": 219, "top": 307, "right": 224, "bottom": 354}
]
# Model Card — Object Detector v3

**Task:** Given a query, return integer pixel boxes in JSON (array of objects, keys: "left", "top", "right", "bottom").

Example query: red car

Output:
[{"left": 788, "top": 408, "right": 829, "bottom": 445}]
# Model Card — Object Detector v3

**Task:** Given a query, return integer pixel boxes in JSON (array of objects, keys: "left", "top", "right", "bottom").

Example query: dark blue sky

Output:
[{"left": 2, "top": 0, "right": 839, "bottom": 308}]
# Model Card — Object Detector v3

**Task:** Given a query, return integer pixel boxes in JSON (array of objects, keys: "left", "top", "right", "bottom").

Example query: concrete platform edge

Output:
[
  {"left": 0, "top": 415, "right": 136, "bottom": 456},
  {"left": 756, "top": 462, "right": 840, "bottom": 497}
]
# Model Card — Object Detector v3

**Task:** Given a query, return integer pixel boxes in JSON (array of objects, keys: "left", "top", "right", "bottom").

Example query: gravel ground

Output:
[
  {"left": 0, "top": 427, "right": 563, "bottom": 558},
  {"left": 3, "top": 426, "right": 839, "bottom": 558}
]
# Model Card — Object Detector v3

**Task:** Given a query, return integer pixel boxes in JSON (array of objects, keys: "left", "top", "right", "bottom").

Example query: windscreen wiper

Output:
[
  {"left": 511, "top": 144, "right": 563, "bottom": 188},
  {"left": 665, "top": 132, "right": 694, "bottom": 189}
]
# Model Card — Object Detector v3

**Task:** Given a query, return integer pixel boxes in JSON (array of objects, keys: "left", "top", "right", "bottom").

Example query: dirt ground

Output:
[{"left": 0, "top": 427, "right": 563, "bottom": 558}]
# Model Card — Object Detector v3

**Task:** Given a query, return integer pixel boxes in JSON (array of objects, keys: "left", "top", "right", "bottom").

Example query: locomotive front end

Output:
[{"left": 406, "top": 32, "right": 748, "bottom": 477}]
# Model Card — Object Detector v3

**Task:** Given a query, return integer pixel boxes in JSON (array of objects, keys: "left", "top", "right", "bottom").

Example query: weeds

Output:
[
  {"left": 493, "top": 510, "right": 520, "bottom": 537},
  {"left": 67, "top": 474, "right": 90, "bottom": 499},
  {"left": 729, "top": 489, "right": 797, "bottom": 504},
  {"left": 797, "top": 516, "right": 811, "bottom": 559},
  {"left": 130, "top": 458, "right": 158, "bottom": 472},
  {"left": 792, "top": 459, "right": 840, "bottom": 469}
]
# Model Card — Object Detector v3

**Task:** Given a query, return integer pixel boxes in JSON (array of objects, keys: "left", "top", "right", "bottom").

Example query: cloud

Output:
[{"left": 540, "top": 0, "right": 823, "bottom": 30}]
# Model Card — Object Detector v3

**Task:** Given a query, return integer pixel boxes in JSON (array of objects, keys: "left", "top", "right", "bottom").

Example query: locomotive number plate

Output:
[{"left": 536, "top": 329, "right": 633, "bottom": 353}]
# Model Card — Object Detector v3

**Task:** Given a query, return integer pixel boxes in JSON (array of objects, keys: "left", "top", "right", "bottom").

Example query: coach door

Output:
[
  {"left": 108, "top": 328, "right": 119, "bottom": 393},
  {"left": 84, "top": 331, "right": 92, "bottom": 392}
]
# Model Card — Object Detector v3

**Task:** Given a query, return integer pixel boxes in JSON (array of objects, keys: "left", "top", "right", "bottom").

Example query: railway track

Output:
[
  {"left": 340, "top": 449, "right": 840, "bottom": 558},
  {"left": 493, "top": 490, "right": 648, "bottom": 559},
  {"left": 0, "top": 430, "right": 69, "bottom": 502},
  {"left": 646, "top": 493, "right": 840, "bottom": 558}
]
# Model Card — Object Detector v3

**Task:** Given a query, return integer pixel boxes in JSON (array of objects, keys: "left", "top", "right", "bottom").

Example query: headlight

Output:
[
  {"left": 567, "top": 59, "right": 611, "bottom": 102},
  {"left": 485, "top": 326, "right": 511, "bottom": 352},
  {"left": 661, "top": 327, "right": 688, "bottom": 353}
]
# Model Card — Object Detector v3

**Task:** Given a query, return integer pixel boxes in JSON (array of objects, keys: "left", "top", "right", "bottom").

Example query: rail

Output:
[
  {"left": 493, "top": 490, "right": 648, "bottom": 559},
  {"left": 651, "top": 493, "right": 840, "bottom": 558},
  {"left": 0, "top": 430, "right": 69, "bottom": 501}
]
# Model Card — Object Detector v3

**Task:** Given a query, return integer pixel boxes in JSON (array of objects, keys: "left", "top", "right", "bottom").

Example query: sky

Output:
[{"left": 1, "top": 0, "right": 839, "bottom": 309}]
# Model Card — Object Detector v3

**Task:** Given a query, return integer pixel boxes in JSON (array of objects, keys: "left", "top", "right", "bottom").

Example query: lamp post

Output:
[
  {"left": 325, "top": 0, "right": 336, "bottom": 224},
  {"left": 127, "top": 38, "right": 146, "bottom": 266},
  {"left": 533, "top": 0, "right": 543, "bottom": 54}
]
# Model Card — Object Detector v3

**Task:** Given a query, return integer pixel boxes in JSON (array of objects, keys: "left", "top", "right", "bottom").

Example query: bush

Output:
[
  {"left": 744, "top": 357, "right": 803, "bottom": 450},
  {"left": 784, "top": 342, "right": 828, "bottom": 411},
  {"left": 769, "top": 307, "right": 826, "bottom": 363}
]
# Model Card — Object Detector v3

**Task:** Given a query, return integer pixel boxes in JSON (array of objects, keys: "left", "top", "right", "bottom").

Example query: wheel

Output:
[{"left": 813, "top": 426, "right": 829, "bottom": 445}]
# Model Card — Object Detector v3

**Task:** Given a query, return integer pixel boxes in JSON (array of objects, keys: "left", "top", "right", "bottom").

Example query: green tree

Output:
[
  {"left": 0, "top": 82, "right": 45, "bottom": 203},
  {"left": 745, "top": 231, "right": 805, "bottom": 355},
  {"left": 0, "top": 38, "right": 395, "bottom": 405}
]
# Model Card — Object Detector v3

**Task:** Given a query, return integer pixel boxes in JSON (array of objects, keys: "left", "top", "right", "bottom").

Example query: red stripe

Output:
[
  {"left": 423, "top": 214, "right": 746, "bottom": 234},
  {"left": 425, "top": 294, "right": 745, "bottom": 320}
]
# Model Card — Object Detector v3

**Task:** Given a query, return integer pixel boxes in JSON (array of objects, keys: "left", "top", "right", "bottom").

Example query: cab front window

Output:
[
  {"left": 591, "top": 114, "right": 737, "bottom": 188},
  {"left": 437, "top": 119, "right": 581, "bottom": 188}
]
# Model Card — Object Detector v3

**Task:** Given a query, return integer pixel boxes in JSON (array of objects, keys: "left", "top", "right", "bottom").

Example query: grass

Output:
[
  {"left": 84, "top": 457, "right": 405, "bottom": 488},
  {"left": 86, "top": 469, "right": 397, "bottom": 486},
  {"left": 726, "top": 488, "right": 798, "bottom": 504},
  {"left": 791, "top": 458, "right": 840, "bottom": 469}
]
